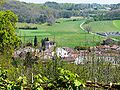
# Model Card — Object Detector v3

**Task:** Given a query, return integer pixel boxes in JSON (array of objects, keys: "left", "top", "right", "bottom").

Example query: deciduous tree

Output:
[
  {"left": 85, "top": 26, "right": 92, "bottom": 34},
  {"left": 0, "top": 10, "right": 20, "bottom": 55}
]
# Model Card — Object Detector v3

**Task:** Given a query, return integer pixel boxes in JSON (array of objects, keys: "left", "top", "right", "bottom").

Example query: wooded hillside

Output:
[{"left": 0, "top": 0, "right": 120, "bottom": 23}]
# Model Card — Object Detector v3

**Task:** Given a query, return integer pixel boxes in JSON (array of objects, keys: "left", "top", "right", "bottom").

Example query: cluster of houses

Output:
[{"left": 14, "top": 40, "right": 120, "bottom": 65}]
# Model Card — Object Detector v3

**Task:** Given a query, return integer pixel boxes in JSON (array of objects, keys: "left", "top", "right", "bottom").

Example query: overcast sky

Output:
[{"left": 18, "top": 0, "right": 120, "bottom": 4}]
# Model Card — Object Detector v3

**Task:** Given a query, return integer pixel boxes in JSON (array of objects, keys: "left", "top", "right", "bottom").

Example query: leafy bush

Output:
[{"left": 0, "top": 67, "right": 84, "bottom": 90}]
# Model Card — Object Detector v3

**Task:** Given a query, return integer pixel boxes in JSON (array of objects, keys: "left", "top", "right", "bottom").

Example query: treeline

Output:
[
  {"left": 0, "top": 0, "right": 81, "bottom": 24},
  {"left": 0, "top": 0, "right": 120, "bottom": 24},
  {"left": 44, "top": 2, "right": 120, "bottom": 21},
  {"left": 110, "top": 4, "right": 120, "bottom": 10},
  {"left": 0, "top": 0, "right": 56, "bottom": 24},
  {"left": 91, "top": 3, "right": 120, "bottom": 21},
  {"left": 103, "top": 9, "right": 120, "bottom": 20},
  {"left": 93, "top": 9, "right": 120, "bottom": 21},
  {"left": 18, "top": 25, "right": 38, "bottom": 30},
  {"left": 0, "top": 0, "right": 117, "bottom": 24},
  {"left": 16, "top": 23, "right": 39, "bottom": 30},
  {"left": 44, "top": 2, "right": 105, "bottom": 10}
]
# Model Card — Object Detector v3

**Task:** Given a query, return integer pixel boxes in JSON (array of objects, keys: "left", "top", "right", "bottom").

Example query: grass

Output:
[
  {"left": 83, "top": 20, "right": 120, "bottom": 33},
  {"left": 113, "top": 20, "right": 120, "bottom": 30},
  {"left": 83, "top": 20, "right": 120, "bottom": 40},
  {"left": 16, "top": 19, "right": 104, "bottom": 48},
  {"left": 112, "top": 20, "right": 120, "bottom": 40}
]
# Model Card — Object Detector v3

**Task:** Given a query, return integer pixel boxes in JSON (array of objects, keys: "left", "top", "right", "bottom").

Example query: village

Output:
[{"left": 13, "top": 38, "right": 120, "bottom": 65}]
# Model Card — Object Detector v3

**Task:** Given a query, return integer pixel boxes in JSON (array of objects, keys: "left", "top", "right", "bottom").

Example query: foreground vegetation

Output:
[{"left": 1, "top": 53, "right": 120, "bottom": 90}]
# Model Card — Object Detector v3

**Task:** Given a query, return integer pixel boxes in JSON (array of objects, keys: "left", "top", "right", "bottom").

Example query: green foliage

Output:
[
  {"left": 34, "top": 36, "right": 38, "bottom": 47},
  {"left": 93, "top": 9, "right": 120, "bottom": 21},
  {"left": 84, "top": 18, "right": 94, "bottom": 24},
  {"left": 103, "top": 10, "right": 120, "bottom": 20},
  {"left": 56, "top": 68, "right": 83, "bottom": 89},
  {"left": 32, "top": 74, "right": 47, "bottom": 90},
  {"left": 1, "top": 56, "right": 120, "bottom": 90},
  {"left": 0, "top": 10, "right": 20, "bottom": 55},
  {"left": 0, "top": 68, "right": 27, "bottom": 90},
  {"left": 0, "top": 0, "right": 114, "bottom": 24},
  {"left": 0, "top": 66, "right": 84, "bottom": 90},
  {"left": 0, "top": 0, "right": 55, "bottom": 23},
  {"left": 31, "top": 67, "right": 84, "bottom": 89}
]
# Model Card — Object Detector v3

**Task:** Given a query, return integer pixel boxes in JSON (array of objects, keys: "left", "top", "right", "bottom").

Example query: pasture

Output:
[
  {"left": 83, "top": 20, "right": 120, "bottom": 40},
  {"left": 113, "top": 20, "right": 120, "bottom": 30},
  {"left": 16, "top": 19, "right": 103, "bottom": 48},
  {"left": 83, "top": 20, "right": 120, "bottom": 33}
]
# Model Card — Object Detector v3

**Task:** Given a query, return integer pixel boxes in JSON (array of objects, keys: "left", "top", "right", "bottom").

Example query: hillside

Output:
[
  {"left": 83, "top": 20, "right": 120, "bottom": 33},
  {"left": 1, "top": 0, "right": 120, "bottom": 24},
  {"left": 83, "top": 20, "right": 120, "bottom": 41},
  {"left": 113, "top": 20, "right": 120, "bottom": 30},
  {"left": 0, "top": 0, "right": 81, "bottom": 23},
  {"left": 0, "top": 0, "right": 58, "bottom": 23},
  {"left": 16, "top": 19, "right": 103, "bottom": 47},
  {"left": 84, "top": 20, "right": 120, "bottom": 33}
]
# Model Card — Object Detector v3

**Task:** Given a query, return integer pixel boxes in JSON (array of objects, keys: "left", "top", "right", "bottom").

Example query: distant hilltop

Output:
[{"left": 0, "top": 0, "right": 120, "bottom": 24}]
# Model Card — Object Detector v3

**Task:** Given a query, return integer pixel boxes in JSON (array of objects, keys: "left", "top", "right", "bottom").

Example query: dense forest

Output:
[{"left": 0, "top": 0, "right": 120, "bottom": 24}]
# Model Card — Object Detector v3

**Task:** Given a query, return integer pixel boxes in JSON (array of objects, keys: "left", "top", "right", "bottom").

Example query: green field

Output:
[
  {"left": 83, "top": 20, "right": 120, "bottom": 40},
  {"left": 16, "top": 19, "right": 104, "bottom": 48},
  {"left": 83, "top": 20, "right": 120, "bottom": 33},
  {"left": 113, "top": 20, "right": 120, "bottom": 30}
]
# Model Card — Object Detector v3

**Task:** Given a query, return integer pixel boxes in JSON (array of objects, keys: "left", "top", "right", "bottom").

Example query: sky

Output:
[{"left": 18, "top": 0, "right": 120, "bottom": 4}]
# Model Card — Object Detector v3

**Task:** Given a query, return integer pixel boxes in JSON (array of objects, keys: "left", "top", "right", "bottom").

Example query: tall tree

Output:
[
  {"left": 34, "top": 36, "right": 38, "bottom": 47},
  {"left": 0, "top": 10, "right": 20, "bottom": 55}
]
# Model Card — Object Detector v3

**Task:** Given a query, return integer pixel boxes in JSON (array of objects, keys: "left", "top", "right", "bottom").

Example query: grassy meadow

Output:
[
  {"left": 83, "top": 20, "right": 120, "bottom": 40},
  {"left": 83, "top": 20, "right": 120, "bottom": 33},
  {"left": 16, "top": 19, "right": 104, "bottom": 48},
  {"left": 113, "top": 20, "right": 120, "bottom": 30}
]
